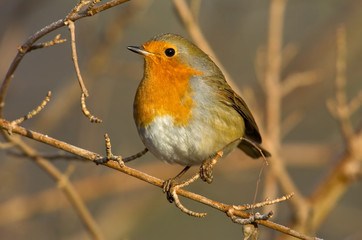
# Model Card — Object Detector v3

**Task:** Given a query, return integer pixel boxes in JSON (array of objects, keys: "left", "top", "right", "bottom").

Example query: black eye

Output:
[{"left": 164, "top": 48, "right": 175, "bottom": 57}]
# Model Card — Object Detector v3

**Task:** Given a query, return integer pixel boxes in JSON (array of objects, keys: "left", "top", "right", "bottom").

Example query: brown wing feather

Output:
[
  {"left": 219, "top": 87, "right": 262, "bottom": 144},
  {"left": 201, "top": 73, "right": 262, "bottom": 143},
  {"left": 201, "top": 74, "right": 270, "bottom": 159}
]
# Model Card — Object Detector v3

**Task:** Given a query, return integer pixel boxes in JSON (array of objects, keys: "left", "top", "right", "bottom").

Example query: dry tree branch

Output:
[
  {"left": 309, "top": 24, "right": 362, "bottom": 232},
  {"left": 281, "top": 110, "right": 303, "bottom": 138},
  {"left": 81, "top": 93, "right": 103, "bottom": 123},
  {"left": 3, "top": 134, "right": 104, "bottom": 240},
  {"left": 0, "top": 118, "right": 320, "bottom": 240},
  {"left": 10, "top": 91, "right": 51, "bottom": 126},
  {"left": 263, "top": 0, "right": 309, "bottom": 223},
  {"left": 0, "top": 1, "right": 324, "bottom": 239},
  {"left": 234, "top": 192, "right": 295, "bottom": 211},
  {"left": 66, "top": 14, "right": 102, "bottom": 123},
  {"left": 66, "top": 20, "right": 89, "bottom": 97},
  {"left": 326, "top": 26, "right": 354, "bottom": 141},
  {"left": 8, "top": 150, "right": 87, "bottom": 161},
  {"left": 123, "top": 147, "right": 149, "bottom": 162},
  {"left": 281, "top": 71, "right": 320, "bottom": 97},
  {"left": 0, "top": 89, "right": 103, "bottom": 239},
  {"left": 0, "top": 1, "right": 129, "bottom": 239},
  {"left": 0, "top": 0, "right": 130, "bottom": 118},
  {"left": 172, "top": 0, "right": 241, "bottom": 93},
  {"left": 25, "top": 34, "right": 67, "bottom": 53}
]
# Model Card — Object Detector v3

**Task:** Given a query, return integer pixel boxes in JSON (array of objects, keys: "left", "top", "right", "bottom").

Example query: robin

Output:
[{"left": 127, "top": 33, "right": 270, "bottom": 200}]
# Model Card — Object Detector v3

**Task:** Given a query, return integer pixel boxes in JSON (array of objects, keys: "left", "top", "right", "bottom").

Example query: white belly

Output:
[{"left": 136, "top": 112, "right": 243, "bottom": 166}]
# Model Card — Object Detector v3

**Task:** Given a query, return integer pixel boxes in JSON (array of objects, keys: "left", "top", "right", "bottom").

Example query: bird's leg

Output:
[
  {"left": 200, "top": 150, "right": 224, "bottom": 183},
  {"left": 163, "top": 166, "right": 191, "bottom": 203}
]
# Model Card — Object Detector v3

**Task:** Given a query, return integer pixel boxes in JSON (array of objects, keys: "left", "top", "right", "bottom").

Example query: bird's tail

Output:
[{"left": 237, "top": 138, "right": 271, "bottom": 159}]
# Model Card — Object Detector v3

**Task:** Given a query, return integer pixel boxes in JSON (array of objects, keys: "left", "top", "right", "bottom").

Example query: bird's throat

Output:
[{"left": 134, "top": 58, "right": 202, "bottom": 127}]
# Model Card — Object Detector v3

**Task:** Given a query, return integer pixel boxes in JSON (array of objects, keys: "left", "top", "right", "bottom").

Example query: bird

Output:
[{"left": 127, "top": 33, "right": 270, "bottom": 200}]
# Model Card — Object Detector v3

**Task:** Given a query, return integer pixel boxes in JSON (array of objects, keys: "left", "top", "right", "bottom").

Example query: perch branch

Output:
[{"left": 0, "top": 119, "right": 320, "bottom": 240}]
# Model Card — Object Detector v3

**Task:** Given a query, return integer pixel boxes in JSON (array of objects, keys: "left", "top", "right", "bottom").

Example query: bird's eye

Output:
[{"left": 164, "top": 48, "right": 176, "bottom": 57}]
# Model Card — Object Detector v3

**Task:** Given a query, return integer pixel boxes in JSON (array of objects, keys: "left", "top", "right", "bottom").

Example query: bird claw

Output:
[
  {"left": 163, "top": 178, "right": 177, "bottom": 203},
  {"left": 163, "top": 172, "right": 206, "bottom": 217},
  {"left": 200, "top": 159, "right": 214, "bottom": 183},
  {"left": 199, "top": 151, "right": 223, "bottom": 183}
]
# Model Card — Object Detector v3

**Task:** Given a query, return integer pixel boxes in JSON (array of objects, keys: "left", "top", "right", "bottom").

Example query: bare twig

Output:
[
  {"left": 1, "top": 133, "right": 104, "bottom": 240},
  {"left": 228, "top": 210, "right": 273, "bottom": 225},
  {"left": 234, "top": 192, "right": 294, "bottom": 211},
  {"left": 123, "top": 148, "right": 149, "bottom": 162},
  {"left": 66, "top": 20, "right": 89, "bottom": 97},
  {"left": 326, "top": 25, "right": 354, "bottom": 141},
  {"left": 172, "top": 0, "right": 240, "bottom": 93},
  {"left": 87, "top": 0, "right": 101, "bottom": 11},
  {"left": 0, "top": 0, "right": 129, "bottom": 118},
  {"left": 310, "top": 24, "right": 362, "bottom": 232},
  {"left": 281, "top": 110, "right": 303, "bottom": 138},
  {"left": 81, "top": 93, "right": 103, "bottom": 123},
  {"left": 87, "top": 0, "right": 130, "bottom": 16},
  {"left": 102, "top": 133, "right": 124, "bottom": 167},
  {"left": 282, "top": 71, "right": 320, "bottom": 97},
  {"left": 8, "top": 150, "right": 87, "bottom": 161},
  {"left": 24, "top": 34, "right": 67, "bottom": 53},
  {"left": 0, "top": 118, "right": 320, "bottom": 240},
  {"left": 11, "top": 91, "right": 51, "bottom": 125},
  {"left": 263, "top": 0, "right": 309, "bottom": 225}
]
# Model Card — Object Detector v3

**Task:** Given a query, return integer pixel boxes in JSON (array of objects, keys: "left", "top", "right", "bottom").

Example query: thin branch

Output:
[
  {"left": 65, "top": 0, "right": 91, "bottom": 20},
  {"left": 0, "top": 118, "right": 320, "bottom": 240},
  {"left": 263, "top": 0, "right": 309, "bottom": 225},
  {"left": 87, "top": 0, "right": 102, "bottom": 11},
  {"left": 234, "top": 192, "right": 295, "bottom": 211},
  {"left": 81, "top": 93, "right": 103, "bottom": 123},
  {"left": 0, "top": 141, "right": 14, "bottom": 149},
  {"left": 123, "top": 148, "right": 149, "bottom": 162},
  {"left": 87, "top": 0, "right": 130, "bottom": 16},
  {"left": 326, "top": 25, "right": 355, "bottom": 141},
  {"left": 282, "top": 71, "right": 320, "bottom": 97},
  {"left": 24, "top": 34, "right": 67, "bottom": 53},
  {"left": 8, "top": 150, "right": 87, "bottom": 161},
  {"left": 281, "top": 110, "right": 303, "bottom": 138},
  {"left": 172, "top": 0, "right": 241, "bottom": 93},
  {"left": 66, "top": 20, "right": 89, "bottom": 97},
  {"left": 11, "top": 91, "right": 51, "bottom": 125},
  {"left": 0, "top": 0, "right": 129, "bottom": 118},
  {"left": 228, "top": 210, "right": 273, "bottom": 225},
  {"left": 309, "top": 25, "right": 362, "bottom": 232},
  {"left": 2, "top": 132, "right": 104, "bottom": 240},
  {"left": 348, "top": 89, "right": 362, "bottom": 114}
]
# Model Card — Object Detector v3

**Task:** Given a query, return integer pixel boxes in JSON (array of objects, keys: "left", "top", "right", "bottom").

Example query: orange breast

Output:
[{"left": 134, "top": 55, "right": 202, "bottom": 127}]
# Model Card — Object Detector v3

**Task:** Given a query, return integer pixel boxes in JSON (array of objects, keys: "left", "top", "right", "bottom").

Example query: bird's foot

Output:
[
  {"left": 200, "top": 159, "right": 213, "bottom": 183},
  {"left": 200, "top": 150, "right": 223, "bottom": 183},
  {"left": 163, "top": 172, "right": 206, "bottom": 217},
  {"left": 162, "top": 178, "right": 177, "bottom": 203}
]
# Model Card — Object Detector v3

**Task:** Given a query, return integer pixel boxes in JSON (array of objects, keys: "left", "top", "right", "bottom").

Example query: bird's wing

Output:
[
  {"left": 218, "top": 86, "right": 262, "bottom": 144},
  {"left": 203, "top": 74, "right": 262, "bottom": 144}
]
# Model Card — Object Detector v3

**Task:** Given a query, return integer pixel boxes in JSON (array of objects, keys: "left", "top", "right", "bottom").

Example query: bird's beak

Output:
[{"left": 127, "top": 46, "right": 152, "bottom": 56}]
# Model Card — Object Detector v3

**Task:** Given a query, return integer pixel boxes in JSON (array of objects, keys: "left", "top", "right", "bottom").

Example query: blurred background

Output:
[{"left": 0, "top": 0, "right": 361, "bottom": 239}]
